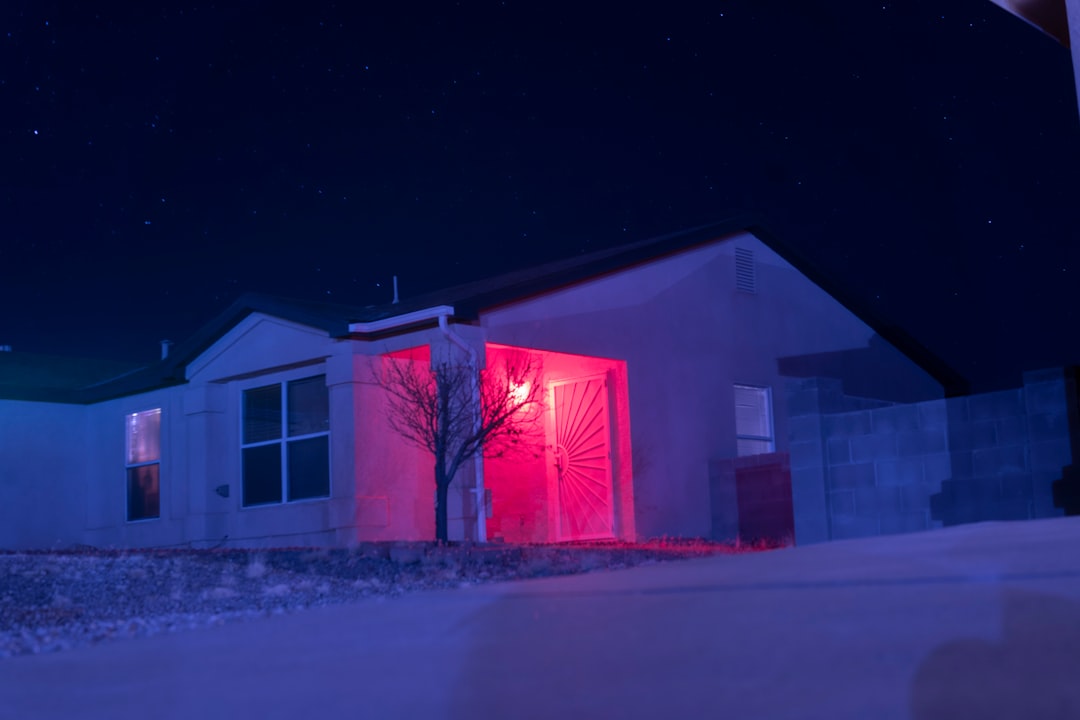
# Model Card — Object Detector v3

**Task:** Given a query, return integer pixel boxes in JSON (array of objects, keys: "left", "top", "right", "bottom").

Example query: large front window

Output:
[
  {"left": 242, "top": 375, "right": 330, "bottom": 506},
  {"left": 126, "top": 409, "right": 161, "bottom": 521}
]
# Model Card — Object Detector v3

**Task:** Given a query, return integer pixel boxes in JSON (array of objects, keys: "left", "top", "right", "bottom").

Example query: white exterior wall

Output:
[
  {"left": 482, "top": 231, "right": 943, "bottom": 539},
  {"left": 64, "top": 313, "right": 369, "bottom": 550},
  {"left": 82, "top": 387, "right": 187, "bottom": 548},
  {"left": 0, "top": 400, "right": 88, "bottom": 549},
  {"left": 0, "top": 313, "right": 451, "bottom": 549}
]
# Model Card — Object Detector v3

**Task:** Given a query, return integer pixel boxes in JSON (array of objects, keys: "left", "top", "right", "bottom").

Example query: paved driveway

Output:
[{"left": 3, "top": 517, "right": 1080, "bottom": 719}]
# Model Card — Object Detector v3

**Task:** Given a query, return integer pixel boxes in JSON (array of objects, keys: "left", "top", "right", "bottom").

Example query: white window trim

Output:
[
  {"left": 239, "top": 371, "right": 332, "bottom": 508},
  {"left": 125, "top": 408, "right": 162, "bottom": 523},
  {"left": 734, "top": 384, "right": 775, "bottom": 455}
]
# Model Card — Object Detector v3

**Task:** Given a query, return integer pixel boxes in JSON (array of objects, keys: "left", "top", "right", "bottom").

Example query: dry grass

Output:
[{"left": 0, "top": 536, "right": 790, "bottom": 657}]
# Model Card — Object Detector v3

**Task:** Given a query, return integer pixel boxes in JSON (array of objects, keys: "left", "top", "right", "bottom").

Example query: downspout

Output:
[{"left": 438, "top": 313, "right": 487, "bottom": 543}]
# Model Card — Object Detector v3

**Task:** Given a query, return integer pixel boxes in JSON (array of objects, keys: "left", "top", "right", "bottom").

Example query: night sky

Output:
[{"left": 2, "top": 1, "right": 1078, "bottom": 393}]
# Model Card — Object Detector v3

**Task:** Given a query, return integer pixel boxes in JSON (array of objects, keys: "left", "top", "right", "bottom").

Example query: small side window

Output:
[
  {"left": 734, "top": 385, "right": 773, "bottom": 457},
  {"left": 126, "top": 409, "right": 161, "bottom": 521}
]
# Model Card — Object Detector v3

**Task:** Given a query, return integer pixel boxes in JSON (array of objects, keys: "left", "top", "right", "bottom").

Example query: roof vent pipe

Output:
[
  {"left": 392, "top": 275, "right": 399, "bottom": 304},
  {"left": 160, "top": 340, "right": 173, "bottom": 360}
]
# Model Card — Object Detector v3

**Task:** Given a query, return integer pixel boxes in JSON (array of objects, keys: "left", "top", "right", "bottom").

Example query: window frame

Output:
[
  {"left": 239, "top": 371, "right": 331, "bottom": 508},
  {"left": 125, "top": 408, "right": 162, "bottom": 522},
  {"left": 733, "top": 384, "right": 775, "bottom": 457}
]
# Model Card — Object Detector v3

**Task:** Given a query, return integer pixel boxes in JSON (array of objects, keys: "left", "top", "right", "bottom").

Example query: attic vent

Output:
[{"left": 735, "top": 248, "right": 756, "bottom": 293}]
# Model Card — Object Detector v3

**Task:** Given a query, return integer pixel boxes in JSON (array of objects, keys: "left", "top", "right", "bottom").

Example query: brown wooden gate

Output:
[{"left": 734, "top": 453, "right": 794, "bottom": 544}]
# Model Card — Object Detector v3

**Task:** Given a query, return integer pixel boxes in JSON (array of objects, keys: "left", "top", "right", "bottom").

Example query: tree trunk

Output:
[{"left": 434, "top": 459, "right": 449, "bottom": 542}]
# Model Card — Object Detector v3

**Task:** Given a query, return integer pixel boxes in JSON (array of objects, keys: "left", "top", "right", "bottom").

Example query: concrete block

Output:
[
  {"left": 920, "top": 455, "right": 946, "bottom": 483},
  {"left": 786, "top": 377, "right": 824, "bottom": 393},
  {"left": 829, "top": 463, "right": 876, "bottom": 490},
  {"left": 875, "top": 459, "right": 924, "bottom": 486},
  {"left": 994, "top": 415, "right": 1029, "bottom": 446},
  {"left": 790, "top": 466, "right": 826, "bottom": 497},
  {"left": 968, "top": 389, "right": 1023, "bottom": 422},
  {"left": 917, "top": 400, "right": 948, "bottom": 431},
  {"left": 989, "top": 499, "right": 1033, "bottom": 521},
  {"left": 787, "top": 390, "right": 823, "bottom": 417},
  {"left": 830, "top": 515, "right": 880, "bottom": 540},
  {"left": 854, "top": 486, "right": 901, "bottom": 517},
  {"left": 826, "top": 437, "right": 851, "bottom": 465},
  {"left": 998, "top": 474, "right": 1033, "bottom": 500},
  {"left": 871, "top": 405, "right": 920, "bottom": 433},
  {"left": 949, "top": 451, "right": 974, "bottom": 480},
  {"left": 789, "top": 440, "right": 824, "bottom": 470},
  {"left": 823, "top": 411, "right": 872, "bottom": 436},
  {"left": 897, "top": 430, "right": 947, "bottom": 456},
  {"left": 899, "top": 482, "right": 934, "bottom": 513},
  {"left": 792, "top": 476, "right": 830, "bottom": 546},
  {"left": 1033, "top": 494, "right": 1066, "bottom": 519},
  {"left": 830, "top": 490, "right": 855, "bottom": 517},
  {"left": 1027, "top": 412, "right": 1071, "bottom": 441},
  {"left": 1029, "top": 439, "right": 1072, "bottom": 473},
  {"left": 839, "top": 395, "right": 889, "bottom": 412},
  {"left": 880, "top": 511, "right": 929, "bottom": 536},
  {"left": 945, "top": 396, "right": 969, "bottom": 422},
  {"left": 1024, "top": 379, "right": 1068, "bottom": 416},
  {"left": 972, "top": 445, "right": 1028, "bottom": 477},
  {"left": 850, "top": 433, "right": 897, "bottom": 463},
  {"left": 947, "top": 421, "right": 998, "bottom": 452},
  {"left": 1031, "top": 470, "right": 1063, "bottom": 499},
  {"left": 931, "top": 479, "right": 1001, "bottom": 525},
  {"left": 788, "top": 415, "right": 823, "bottom": 444},
  {"left": 818, "top": 385, "right": 850, "bottom": 414}
]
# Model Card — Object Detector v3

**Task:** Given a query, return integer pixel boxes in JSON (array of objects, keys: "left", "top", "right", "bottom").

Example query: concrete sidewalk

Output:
[{"left": 3, "top": 517, "right": 1080, "bottom": 720}]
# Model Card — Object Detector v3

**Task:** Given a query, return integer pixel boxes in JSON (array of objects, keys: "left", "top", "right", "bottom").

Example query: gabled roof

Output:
[{"left": 0, "top": 216, "right": 969, "bottom": 403}]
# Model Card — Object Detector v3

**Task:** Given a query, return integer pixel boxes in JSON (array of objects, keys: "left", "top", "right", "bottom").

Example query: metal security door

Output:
[{"left": 551, "top": 376, "right": 615, "bottom": 540}]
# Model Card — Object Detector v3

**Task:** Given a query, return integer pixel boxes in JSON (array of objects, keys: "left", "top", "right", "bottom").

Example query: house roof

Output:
[
  {"left": 0, "top": 216, "right": 970, "bottom": 403},
  {"left": 0, "top": 352, "right": 146, "bottom": 403}
]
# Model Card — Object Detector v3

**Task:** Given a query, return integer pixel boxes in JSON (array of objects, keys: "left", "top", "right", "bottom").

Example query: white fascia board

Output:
[{"left": 347, "top": 305, "right": 456, "bottom": 334}]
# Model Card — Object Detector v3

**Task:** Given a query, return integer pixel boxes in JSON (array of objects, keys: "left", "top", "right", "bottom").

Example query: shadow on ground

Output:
[{"left": 910, "top": 588, "right": 1080, "bottom": 719}]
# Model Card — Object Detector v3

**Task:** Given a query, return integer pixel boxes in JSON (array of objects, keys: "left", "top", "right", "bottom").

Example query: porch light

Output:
[{"left": 510, "top": 380, "right": 532, "bottom": 406}]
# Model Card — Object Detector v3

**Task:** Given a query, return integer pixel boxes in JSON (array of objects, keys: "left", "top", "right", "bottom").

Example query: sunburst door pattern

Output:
[{"left": 552, "top": 377, "right": 614, "bottom": 540}]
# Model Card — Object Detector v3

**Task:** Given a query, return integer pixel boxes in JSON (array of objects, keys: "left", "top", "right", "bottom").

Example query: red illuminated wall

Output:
[
  {"left": 354, "top": 347, "right": 435, "bottom": 541},
  {"left": 366, "top": 342, "right": 636, "bottom": 543},
  {"left": 484, "top": 343, "right": 635, "bottom": 543}
]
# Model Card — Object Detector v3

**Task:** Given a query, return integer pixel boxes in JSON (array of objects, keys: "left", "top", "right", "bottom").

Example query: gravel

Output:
[{"left": 0, "top": 539, "right": 777, "bottom": 658}]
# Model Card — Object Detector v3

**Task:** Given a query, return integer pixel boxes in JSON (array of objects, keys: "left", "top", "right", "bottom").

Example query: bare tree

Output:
[{"left": 377, "top": 349, "right": 545, "bottom": 541}]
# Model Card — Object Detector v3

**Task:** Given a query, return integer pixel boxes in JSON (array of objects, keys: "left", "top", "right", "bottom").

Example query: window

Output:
[
  {"left": 734, "top": 384, "right": 773, "bottom": 456},
  {"left": 242, "top": 375, "right": 330, "bottom": 506},
  {"left": 126, "top": 409, "right": 161, "bottom": 521}
]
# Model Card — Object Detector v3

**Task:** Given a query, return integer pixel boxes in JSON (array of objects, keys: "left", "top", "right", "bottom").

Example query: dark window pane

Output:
[
  {"left": 244, "top": 385, "right": 281, "bottom": 444},
  {"left": 243, "top": 444, "right": 282, "bottom": 506},
  {"left": 287, "top": 436, "right": 330, "bottom": 501},
  {"left": 287, "top": 375, "right": 329, "bottom": 437},
  {"left": 127, "top": 464, "right": 160, "bottom": 521}
]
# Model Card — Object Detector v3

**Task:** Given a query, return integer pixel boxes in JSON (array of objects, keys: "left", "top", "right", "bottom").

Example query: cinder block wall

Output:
[{"left": 787, "top": 369, "right": 1074, "bottom": 544}]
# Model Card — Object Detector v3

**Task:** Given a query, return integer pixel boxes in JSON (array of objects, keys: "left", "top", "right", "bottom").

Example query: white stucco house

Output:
[{"left": 0, "top": 220, "right": 963, "bottom": 550}]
